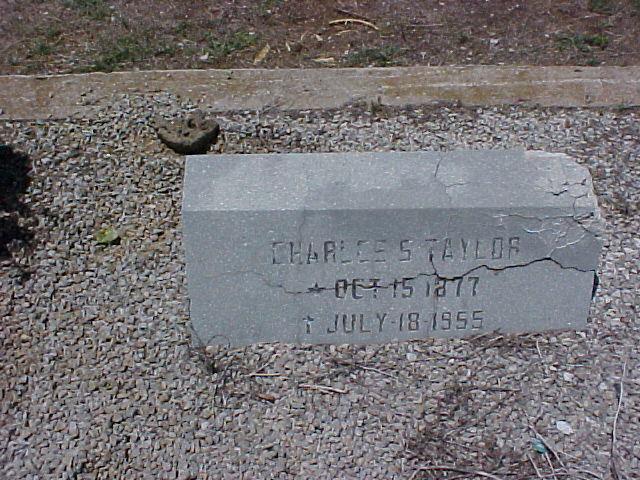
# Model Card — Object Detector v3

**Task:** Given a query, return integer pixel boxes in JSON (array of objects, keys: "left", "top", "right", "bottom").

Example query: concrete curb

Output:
[{"left": 1, "top": 66, "right": 639, "bottom": 120}]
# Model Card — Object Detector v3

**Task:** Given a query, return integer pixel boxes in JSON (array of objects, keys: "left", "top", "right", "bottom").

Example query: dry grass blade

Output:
[
  {"left": 312, "top": 57, "right": 336, "bottom": 64},
  {"left": 329, "top": 18, "right": 379, "bottom": 31},
  {"left": 609, "top": 359, "right": 628, "bottom": 480},
  {"left": 528, "top": 454, "right": 544, "bottom": 479},
  {"left": 334, "top": 7, "right": 371, "bottom": 21},
  {"left": 299, "top": 383, "right": 347, "bottom": 394}
]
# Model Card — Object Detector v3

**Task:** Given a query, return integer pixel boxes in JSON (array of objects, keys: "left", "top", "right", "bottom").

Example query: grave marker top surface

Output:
[{"left": 183, "top": 149, "right": 596, "bottom": 211}]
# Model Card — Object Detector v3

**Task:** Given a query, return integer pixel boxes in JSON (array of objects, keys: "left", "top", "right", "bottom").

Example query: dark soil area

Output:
[
  {"left": 0, "top": 145, "right": 32, "bottom": 260},
  {"left": 1, "top": 0, "right": 639, "bottom": 74}
]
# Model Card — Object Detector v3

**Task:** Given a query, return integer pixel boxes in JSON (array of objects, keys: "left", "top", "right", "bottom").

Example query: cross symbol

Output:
[{"left": 303, "top": 315, "right": 315, "bottom": 334}]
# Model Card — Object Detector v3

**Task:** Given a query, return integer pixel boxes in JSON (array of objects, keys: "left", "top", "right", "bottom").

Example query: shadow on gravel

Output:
[{"left": 0, "top": 144, "right": 32, "bottom": 260}]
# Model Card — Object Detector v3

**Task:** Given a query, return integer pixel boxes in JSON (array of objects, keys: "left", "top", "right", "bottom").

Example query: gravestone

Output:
[{"left": 182, "top": 149, "right": 604, "bottom": 346}]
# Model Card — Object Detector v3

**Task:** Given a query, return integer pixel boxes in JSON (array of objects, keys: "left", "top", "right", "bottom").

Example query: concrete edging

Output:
[{"left": 1, "top": 66, "right": 639, "bottom": 120}]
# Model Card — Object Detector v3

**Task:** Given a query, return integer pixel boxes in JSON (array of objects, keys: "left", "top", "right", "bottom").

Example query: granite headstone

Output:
[{"left": 182, "top": 150, "right": 604, "bottom": 346}]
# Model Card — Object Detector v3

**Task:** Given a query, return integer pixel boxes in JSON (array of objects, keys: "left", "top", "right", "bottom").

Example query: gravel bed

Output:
[{"left": 1, "top": 97, "right": 639, "bottom": 479}]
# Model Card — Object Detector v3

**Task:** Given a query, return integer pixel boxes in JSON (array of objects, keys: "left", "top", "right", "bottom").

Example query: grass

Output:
[
  {"left": 28, "top": 25, "right": 63, "bottom": 57},
  {"left": 344, "top": 45, "right": 401, "bottom": 67},
  {"left": 174, "top": 20, "right": 191, "bottom": 36},
  {"left": 258, "top": 0, "right": 283, "bottom": 15},
  {"left": 458, "top": 32, "right": 471, "bottom": 44},
  {"left": 63, "top": 0, "right": 110, "bottom": 21},
  {"left": 74, "top": 27, "right": 258, "bottom": 71},
  {"left": 43, "top": 24, "right": 63, "bottom": 40},
  {"left": 31, "top": 40, "right": 53, "bottom": 56},
  {"left": 588, "top": 0, "right": 614, "bottom": 14},
  {"left": 92, "top": 34, "right": 154, "bottom": 72},
  {"left": 204, "top": 31, "right": 257, "bottom": 61},
  {"left": 557, "top": 33, "right": 609, "bottom": 53}
]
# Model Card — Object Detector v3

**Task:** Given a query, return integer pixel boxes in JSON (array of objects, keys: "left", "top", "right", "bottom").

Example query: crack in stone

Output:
[
  {"left": 210, "top": 256, "right": 595, "bottom": 298},
  {"left": 433, "top": 157, "right": 443, "bottom": 179},
  {"left": 545, "top": 178, "right": 589, "bottom": 197},
  {"left": 493, "top": 210, "right": 603, "bottom": 241}
]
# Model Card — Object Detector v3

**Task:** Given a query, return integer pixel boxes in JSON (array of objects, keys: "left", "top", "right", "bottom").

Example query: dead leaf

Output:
[
  {"left": 313, "top": 57, "right": 335, "bottom": 64},
  {"left": 95, "top": 227, "right": 120, "bottom": 245},
  {"left": 253, "top": 44, "right": 270, "bottom": 64},
  {"left": 257, "top": 392, "right": 276, "bottom": 402}
]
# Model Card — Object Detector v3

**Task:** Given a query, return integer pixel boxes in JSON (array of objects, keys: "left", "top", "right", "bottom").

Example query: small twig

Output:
[
  {"left": 299, "top": 383, "right": 347, "bottom": 394},
  {"left": 572, "top": 468, "right": 604, "bottom": 480},
  {"left": 544, "top": 452, "right": 558, "bottom": 480},
  {"left": 478, "top": 335, "right": 505, "bottom": 351},
  {"left": 252, "top": 362, "right": 270, "bottom": 374},
  {"left": 329, "top": 18, "right": 379, "bottom": 31},
  {"left": 359, "top": 364, "right": 397, "bottom": 379},
  {"left": 466, "top": 331, "right": 494, "bottom": 342},
  {"left": 334, "top": 7, "right": 371, "bottom": 21},
  {"left": 528, "top": 454, "right": 544, "bottom": 479},
  {"left": 409, "top": 466, "right": 507, "bottom": 480},
  {"left": 247, "top": 357, "right": 275, "bottom": 376},
  {"left": 330, "top": 359, "right": 400, "bottom": 380},
  {"left": 246, "top": 372, "right": 286, "bottom": 378},
  {"left": 610, "top": 359, "right": 628, "bottom": 480},
  {"left": 529, "top": 425, "right": 566, "bottom": 469},
  {"left": 485, "top": 387, "right": 521, "bottom": 393}
]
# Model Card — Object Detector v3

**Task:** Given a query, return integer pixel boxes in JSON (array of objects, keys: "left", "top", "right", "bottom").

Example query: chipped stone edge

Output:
[{"left": 1, "top": 66, "right": 640, "bottom": 121}]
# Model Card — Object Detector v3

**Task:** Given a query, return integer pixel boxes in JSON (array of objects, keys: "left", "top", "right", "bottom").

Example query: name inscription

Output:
[{"left": 271, "top": 236, "right": 521, "bottom": 265}]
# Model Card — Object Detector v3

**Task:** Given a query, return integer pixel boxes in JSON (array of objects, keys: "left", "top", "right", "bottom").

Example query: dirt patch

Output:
[{"left": 1, "top": 0, "right": 639, "bottom": 74}]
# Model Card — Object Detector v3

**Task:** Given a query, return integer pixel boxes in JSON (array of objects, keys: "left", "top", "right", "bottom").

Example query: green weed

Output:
[
  {"left": 44, "top": 25, "right": 63, "bottom": 40},
  {"left": 458, "top": 32, "right": 471, "bottom": 44},
  {"left": 63, "top": 0, "right": 110, "bottom": 21},
  {"left": 174, "top": 20, "right": 190, "bottom": 36},
  {"left": 29, "top": 24, "right": 63, "bottom": 57},
  {"left": 344, "top": 45, "right": 401, "bottom": 67},
  {"left": 259, "top": 0, "right": 283, "bottom": 15},
  {"left": 154, "top": 40, "right": 177, "bottom": 57},
  {"left": 31, "top": 40, "right": 53, "bottom": 56},
  {"left": 558, "top": 33, "right": 609, "bottom": 53},
  {"left": 92, "top": 34, "right": 152, "bottom": 71},
  {"left": 588, "top": 0, "right": 614, "bottom": 14},
  {"left": 205, "top": 31, "right": 257, "bottom": 60}
]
